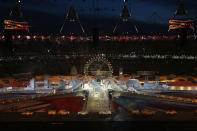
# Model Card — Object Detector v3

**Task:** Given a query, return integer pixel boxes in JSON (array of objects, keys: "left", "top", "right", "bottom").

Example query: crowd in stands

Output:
[
  {"left": 0, "top": 38, "right": 197, "bottom": 77},
  {"left": 1, "top": 38, "right": 197, "bottom": 56}
]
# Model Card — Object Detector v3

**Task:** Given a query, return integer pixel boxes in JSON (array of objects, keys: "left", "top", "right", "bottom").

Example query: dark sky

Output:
[{"left": 0, "top": 0, "right": 196, "bottom": 33}]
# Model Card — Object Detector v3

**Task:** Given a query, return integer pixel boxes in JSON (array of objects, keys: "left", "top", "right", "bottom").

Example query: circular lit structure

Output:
[{"left": 84, "top": 57, "right": 113, "bottom": 79}]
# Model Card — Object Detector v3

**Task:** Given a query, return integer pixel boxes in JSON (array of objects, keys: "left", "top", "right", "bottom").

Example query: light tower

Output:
[
  {"left": 4, "top": 0, "right": 29, "bottom": 35},
  {"left": 113, "top": 0, "right": 139, "bottom": 35},
  {"left": 169, "top": 0, "right": 195, "bottom": 40},
  {"left": 60, "top": 5, "right": 85, "bottom": 36}
]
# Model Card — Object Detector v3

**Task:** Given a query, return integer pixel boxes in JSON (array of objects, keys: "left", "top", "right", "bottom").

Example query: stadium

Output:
[{"left": 0, "top": 0, "right": 197, "bottom": 130}]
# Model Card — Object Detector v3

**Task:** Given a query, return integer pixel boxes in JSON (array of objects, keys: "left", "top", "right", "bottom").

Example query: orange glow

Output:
[
  {"left": 180, "top": 86, "right": 185, "bottom": 90},
  {"left": 169, "top": 19, "right": 194, "bottom": 30},
  {"left": 4, "top": 20, "right": 29, "bottom": 31},
  {"left": 188, "top": 87, "right": 192, "bottom": 90},
  {"left": 170, "top": 86, "right": 176, "bottom": 90}
]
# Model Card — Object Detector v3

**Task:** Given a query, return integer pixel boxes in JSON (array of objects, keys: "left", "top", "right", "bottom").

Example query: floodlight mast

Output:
[
  {"left": 113, "top": 1, "right": 139, "bottom": 35},
  {"left": 169, "top": 0, "right": 194, "bottom": 32},
  {"left": 4, "top": 0, "right": 29, "bottom": 38},
  {"left": 60, "top": 5, "right": 85, "bottom": 35},
  {"left": 173, "top": 0, "right": 188, "bottom": 19}
]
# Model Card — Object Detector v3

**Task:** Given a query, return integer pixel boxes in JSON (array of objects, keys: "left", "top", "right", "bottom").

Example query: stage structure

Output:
[
  {"left": 4, "top": 0, "right": 29, "bottom": 34},
  {"left": 169, "top": 0, "right": 195, "bottom": 38},
  {"left": 84, "top": 57, "right": 113, "bottom": 81},
  {"left": 60, "top": 5, "right": 85, "bottom": 35},
  {"left": 113, "top": 1, "right": 139, "bottom": 35}
]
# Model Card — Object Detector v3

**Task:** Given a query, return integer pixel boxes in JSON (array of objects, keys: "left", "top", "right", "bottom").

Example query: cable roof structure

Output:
[
  {"left": 173, "top": 0, "right": 188, "bottom": 18},
  {"left": 60, "top": 5, "right": 85, "bottom": 35},
  {"left": 113, "top": 2, "right": 139, "bottom": 35},
  {"left": 148, "top": 11, "right": 164, "bottom": 24},
  {"left": 9, "top": 0, "right": 24, "bottom": 19}
]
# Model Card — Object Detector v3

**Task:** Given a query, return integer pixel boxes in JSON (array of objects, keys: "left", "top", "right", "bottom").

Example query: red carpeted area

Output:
[
  {"left": 41, "top": 96, "right": 85, "bottom": 112},
  {"left": 112, "top": 101, "right": 118, "bottom": 111}
]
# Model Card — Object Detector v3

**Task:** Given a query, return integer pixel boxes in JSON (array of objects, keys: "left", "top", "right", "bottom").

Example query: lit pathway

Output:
[{"left": 85, "top": 83, "right": 111, "bottom": 113}]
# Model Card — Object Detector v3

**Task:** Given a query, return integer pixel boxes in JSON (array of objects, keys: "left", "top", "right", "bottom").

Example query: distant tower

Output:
[
  {"left": 147, "top": 11, "right": 165, "bottom": 34},
  {"left": 169, "top": 0, "right": 195, "bottom": 40},
  {"left": 148, "top": 11, "right": 163, "bottom": 25},
  {"left": 173, "top": 0, "right": 187, "bottom": 19},
  {"left": 4, "top": 0, "right": 29, "bottom": 36},
  {"left": 60, "top": 5, "right": 85, "bottom": 35},
  {"left": 113, "top": 1, "right": 139, "bottom": 35},
  {"left": 70, "top": 65, "right": 78, "bottom": 76}
]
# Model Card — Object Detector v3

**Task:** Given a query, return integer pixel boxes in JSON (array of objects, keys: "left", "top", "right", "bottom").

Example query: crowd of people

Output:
[
  {"left": 1, "top": 38, "right": 197, "bottom": 56},
  {"left": 0, "top": 38, "right": 197, "bottom": 77},
  {"left": 0, "top": 34, "right": 196, "bottom": 41}
]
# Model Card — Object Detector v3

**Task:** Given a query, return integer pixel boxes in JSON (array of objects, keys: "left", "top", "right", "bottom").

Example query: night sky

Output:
[{"left": 0, "top": 0, "right": 196, "bottom": 33}]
